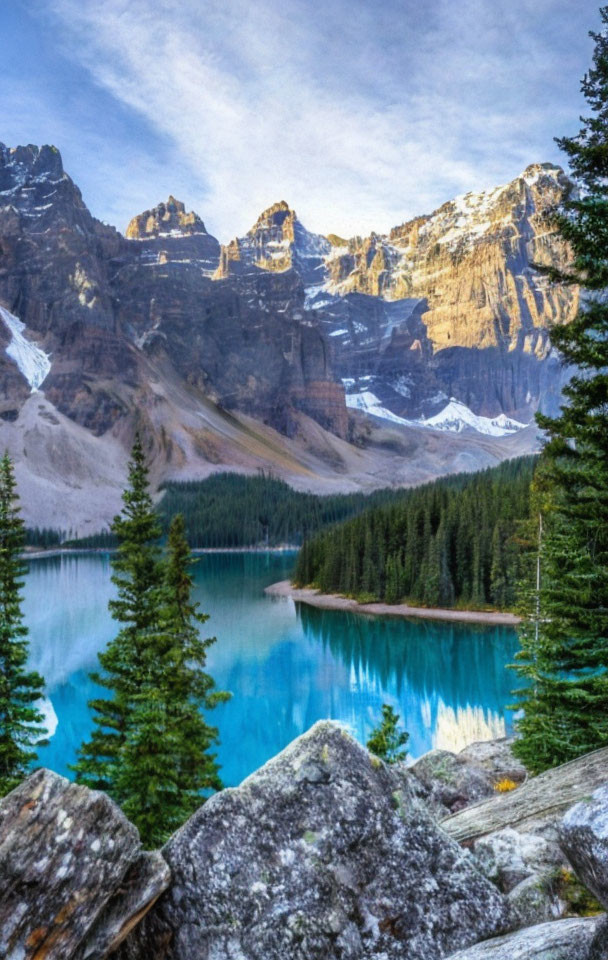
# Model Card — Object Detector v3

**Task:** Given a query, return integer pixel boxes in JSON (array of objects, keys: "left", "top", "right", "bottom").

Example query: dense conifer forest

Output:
[
  {"left": 158, "top": 473, "right": 404, "bottom": 548},
  {"left": 294, "top": 457, "right": 536, "bottom": 610}
]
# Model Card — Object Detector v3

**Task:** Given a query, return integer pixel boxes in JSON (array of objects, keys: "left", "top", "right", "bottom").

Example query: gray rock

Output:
[
  {"left": 447, "top": 916, "right": 604, "bottom": 959},
  {"left": 589, "top": 917, "right": 608, "bottom": 959},
  {"left": 442, "top": 748, "right": 608, "bottom": 845},
  {"left": 410, "top": 739, "right": 526, "bottom": 818},
  {"left": 560, "top": 784, "right": 608, "bottom": 911},
  {"left": 472, "top": 826, "right": 578, "bottom": 928},
  {"left": 507, "top": 874, "right": 563, "bottom": 929},
  {"left": 119, "top": 721, "right": 512, "bottom": 960},
  {"left": 409, "top": 749, "right": 496, "bottom": 817},
  {"left": 0, "top": 768, "right": 170, "bottom": 960},
  {"left": 459, "top": 739, "right": 528, "bottom": 785},
  {"left": 473, "top": 827, "right": 565, "bottom": 893}
]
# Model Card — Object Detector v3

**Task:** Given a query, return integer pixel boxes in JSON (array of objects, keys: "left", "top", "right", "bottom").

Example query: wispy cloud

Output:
[{"left": 18, "top": 0, "right": 602, "bottom": 237}]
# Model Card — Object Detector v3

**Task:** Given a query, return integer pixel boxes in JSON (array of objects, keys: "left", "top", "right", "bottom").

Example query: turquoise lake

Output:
[{"left": 24, "top": 551, "right": 520, "bottom": 787}]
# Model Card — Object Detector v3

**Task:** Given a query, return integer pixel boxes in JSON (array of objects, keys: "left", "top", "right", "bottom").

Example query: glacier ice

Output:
[
  {"left": 420, "top": 399, "right": 528, "bottom": 436},
  {"left": 345, "top": 389, "right": 528, "bottom": 437},
  {"left": 0, "top": 305, "right": 51, "bottom": 391}
]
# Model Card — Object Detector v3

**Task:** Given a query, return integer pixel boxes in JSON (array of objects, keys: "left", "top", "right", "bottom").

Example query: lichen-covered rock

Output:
[
  {"left": 446, "top": 916, "right": 604, "bottom": 959},
  {"left": 473, "top": 828, "right": 564, "bottom": 893},
  {"left": 507, "top": 874, "right": 564, "bottom": 929},
  {"left": 119, "top": 721, "right": 511, "bottom": 960},
  {"left": 410, "top": 739, "right": 526, "bottom": 818},
  {"left": 560, "top": 784, "right": 608, "bottom": 910},
  {"left": 458, "top": 739, "right": 527, "bottom": 785},
  {"left": 0, "top": 768, "right": 170, "bottom": 960}
]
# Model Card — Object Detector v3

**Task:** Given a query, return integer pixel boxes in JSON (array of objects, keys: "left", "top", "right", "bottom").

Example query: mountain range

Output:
[{"left": 0, "top": 143, "right": 576, "bottom": 534}]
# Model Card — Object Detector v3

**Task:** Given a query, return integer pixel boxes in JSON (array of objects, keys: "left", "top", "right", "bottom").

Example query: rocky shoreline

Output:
[{"left": 265, "top": 579, "right": 522, "bottom": 626}]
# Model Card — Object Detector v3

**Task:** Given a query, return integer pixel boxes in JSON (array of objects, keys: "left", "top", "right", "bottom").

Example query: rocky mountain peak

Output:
[
  {"left": 125, "top": 196, "right": 209, "bottom": 240},
  {"left": 248, "top": 199, "right": 296, "bottom": 236},
  {"left": 519, "top": 161, "right": 566, "bottom": 186},
  {"left": 247, "top": 200, "right": 298, "bottom": 243},
  {"left": 0, "top": 141, "right": 113, "bottom": 244},
  {"left": 216, "top": 200, "right": 329, "bottom": 281},
  {"left": 0, "top": 142, "right": 65, "bottom": 192}
]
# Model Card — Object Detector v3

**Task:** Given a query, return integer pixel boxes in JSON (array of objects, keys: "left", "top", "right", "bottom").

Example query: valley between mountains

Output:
[{"left": 0, "top": 144, "right": 575, "bottom": 533}]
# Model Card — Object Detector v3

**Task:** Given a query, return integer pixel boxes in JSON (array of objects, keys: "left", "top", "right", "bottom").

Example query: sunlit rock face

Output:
[
  {"left": 325, "top": 164, "right": 576, "bottom": 349},
  {"left": 315, "top": 163, "right": 578, "bottom": 421},
  {"left": 125, "top": 196, "right": 221, "bottom": 273}
]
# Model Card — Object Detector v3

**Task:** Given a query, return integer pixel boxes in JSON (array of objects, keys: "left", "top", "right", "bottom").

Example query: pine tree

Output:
[
  {"left": 114, "top": 514, "right": 230, "bottom": 846},
  {"left": 73, "top": 434, "right": 165, "bottom": 791},
  {"left": 0, "top": 453, "right": 46, "bottom": 795},
  {"left": 512, "top": 11, "right": 608, "bottom": 771},
  {"left": 366, "top": 704, "right": 409, "bottom": 764},
  {"left": 75, "top": 438, "right": 230, "bottom": 844}
]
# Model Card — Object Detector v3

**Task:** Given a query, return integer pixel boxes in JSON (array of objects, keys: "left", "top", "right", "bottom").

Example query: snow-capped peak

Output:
[
  {"left": 0, "top": 305, "right": 51, "bottom": 391},
  {"left": 421, "top": 399, "right": 527, "bottom": 437}
]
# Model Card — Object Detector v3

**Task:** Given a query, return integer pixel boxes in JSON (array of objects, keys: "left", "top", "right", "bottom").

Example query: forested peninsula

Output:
[{"left": 294, "top": 456, "right": 536, "bottom": 611}]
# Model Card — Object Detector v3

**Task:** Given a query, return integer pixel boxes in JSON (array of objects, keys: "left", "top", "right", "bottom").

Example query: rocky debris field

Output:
[{"left": 1, "top": 723, "right": 607, "bottom": 960}]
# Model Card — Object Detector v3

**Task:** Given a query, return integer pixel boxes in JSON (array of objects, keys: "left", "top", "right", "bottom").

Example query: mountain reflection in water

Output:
[{"left": 24, "top": 552, "right": 519, "bottom": 787}]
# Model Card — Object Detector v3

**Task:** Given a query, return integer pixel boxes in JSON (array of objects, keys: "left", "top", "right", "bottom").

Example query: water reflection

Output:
[
  {"left": 296, "top": 605, "right": 519, "bottom": 759},
  {"left": 23, "top": 553, "right": 520, "bottom": 787}
]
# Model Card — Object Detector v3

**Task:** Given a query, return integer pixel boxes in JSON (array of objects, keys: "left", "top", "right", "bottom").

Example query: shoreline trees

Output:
[{"left": 294, "top": 457, "right": 534, "bottom": 611}]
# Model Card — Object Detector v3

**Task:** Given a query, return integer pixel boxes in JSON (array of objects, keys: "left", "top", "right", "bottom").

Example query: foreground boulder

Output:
[
  {"left": 0, "top": 768, "right": 170, "bottom": 960},
  {"left": 560, "top": 784, "right": 608, "bottom": 911},
  {"left": 118, "top": 721, "right": 511, "bottom": 960},
  {"left": 446, "top": 916, "right": 604, "bottom": 959}
]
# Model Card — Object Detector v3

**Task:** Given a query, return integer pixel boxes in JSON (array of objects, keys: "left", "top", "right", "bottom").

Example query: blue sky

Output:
[{"left": 0, "top": 0, "right": 602, "bottom": 239}]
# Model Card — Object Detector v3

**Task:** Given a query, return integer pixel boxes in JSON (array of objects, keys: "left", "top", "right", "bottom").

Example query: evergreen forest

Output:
[
  {"left": 158, "top": 472, "right": 404, "bottom": 548},
  {"left": 295, "top": 456, "right": 536, "bottom": 610}
]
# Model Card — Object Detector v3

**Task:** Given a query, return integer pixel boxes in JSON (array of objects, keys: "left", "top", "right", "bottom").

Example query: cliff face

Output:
[
  {"left": 324, "top": 164, "right": 576, "bottom": 348},
  {"left": 0, "top": 145, "right": 346, "bottom": 441},
  {"left": 0, "top": 144, "right": 136, "bottom": 433},
  {"left": 304, "top": 163, "right": 577, "bottom": 421},
  {"left": 0, "top": 143, "right": 581, "bottom": 522}
]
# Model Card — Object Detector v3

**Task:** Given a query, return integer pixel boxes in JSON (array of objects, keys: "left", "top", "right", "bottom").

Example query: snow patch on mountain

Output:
[
  {"left": 344, "top": 387, "right": 528, "bottom": 436},
  {"left": 421, "top": 399, "right": 528, "bottom": 436},
  {"left": 0, "top": 305, "right": 51, "bottom": 391},
  {"left": 344, "top": 390, "right": 413, "bottom": 425}
]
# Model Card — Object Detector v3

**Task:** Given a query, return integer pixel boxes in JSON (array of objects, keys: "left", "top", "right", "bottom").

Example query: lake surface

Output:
[{"left": 24, "top": 551, "right": 520, "bottom": 787}]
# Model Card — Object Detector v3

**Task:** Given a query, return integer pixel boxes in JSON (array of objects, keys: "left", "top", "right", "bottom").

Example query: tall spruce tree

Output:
[
  {"left": 75, "top": 438, "right": 229, "bottom": 845},
  {"left": 0, "top": 453, "right": 46, "bottom": 795},
  {"left": 73, "top": 434, "right": 165, "bottom": 791},
  {"left": 512, "top": 9, "right": 608, "bottom": 771},
  {"left": 115, "top": 514, "right": 230, "bottom": 847}
]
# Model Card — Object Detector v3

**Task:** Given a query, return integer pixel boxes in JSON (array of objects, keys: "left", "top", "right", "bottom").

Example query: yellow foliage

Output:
[{"left": 493, "top": 778, "right": 519, "bottom": 793}]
